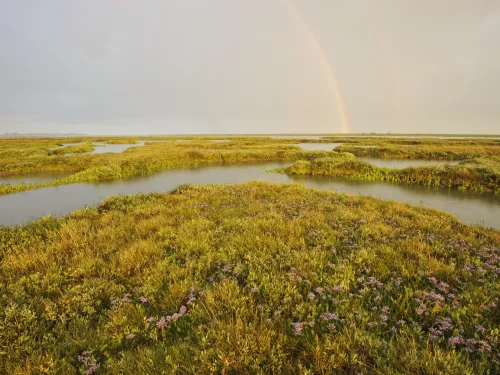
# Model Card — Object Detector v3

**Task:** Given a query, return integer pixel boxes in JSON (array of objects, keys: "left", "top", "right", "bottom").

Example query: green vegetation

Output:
[
  {"left": 1, "top": 136, "right": 500, "bottom": 196},
  {"left": 277, "top": 155, "right": 500, "bottom": 193},
  {"left": 48, "top": 143, "right": 95, "bottom": 156},
  {"left": 0, "top": 182, "right": 498, "bottom": 374},
  {"left": 0, "top": 137, "right": 330, "bottom": 195},
  {"left": 334, "top": 143, "right": 500, "bottom": 160}
]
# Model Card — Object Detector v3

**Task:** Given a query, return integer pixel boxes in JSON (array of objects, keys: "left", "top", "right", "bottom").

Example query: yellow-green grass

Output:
[
  {"left": 0, "top": 137, "right": 345, "bottom": 195},
  {"left": 2, "top": 136, "right": 500, "bottom": 196},
  {"left": 0, "top": 182, "right": 498, "bottom": 374},
  {"left": 335, "top": 143, "right": 500, "bottom": 160},
  {"left": 277, "top": 155, "right": 500, "bottom": 193}
]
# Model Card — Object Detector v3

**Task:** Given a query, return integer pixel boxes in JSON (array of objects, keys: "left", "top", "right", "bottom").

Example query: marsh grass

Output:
[
  {"left": 0, "top": 138, "right": 334, "bottom": 195},
  {"left": 0, "top": 182, "right": 498, "bottom": 374},
  {"left": 1, "top": 136, "right": 500, "bottom": 196},
  {"left": 278, "top": 156, "right": 500, "bottom": 193},
  {"left": 335, "top": 143, "right": 500, "bottom": 160}
]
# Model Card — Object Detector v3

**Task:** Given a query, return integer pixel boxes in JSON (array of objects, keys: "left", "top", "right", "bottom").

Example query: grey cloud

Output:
[{"left": 0, "top": 0, "right": 499, "bottom": 134}]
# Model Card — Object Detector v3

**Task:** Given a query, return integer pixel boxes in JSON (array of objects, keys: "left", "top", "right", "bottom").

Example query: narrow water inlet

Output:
[{"left": 0, "top": 162, "right": 499, "bottom": 228}]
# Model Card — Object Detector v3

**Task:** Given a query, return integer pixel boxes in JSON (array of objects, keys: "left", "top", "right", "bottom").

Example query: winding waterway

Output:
[{"left": 0, "top": 162, "right": 499, "bottom": 228}]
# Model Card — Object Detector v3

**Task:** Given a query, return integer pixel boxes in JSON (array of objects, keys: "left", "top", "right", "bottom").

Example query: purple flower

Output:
[
  {"left": 475, "top": 325, "right": 486, "bottom": 333},
  {"left": 78, "top": 352, "right": 100, "bottom": 375},
  {"left": 307, "top": 292, "right": 316, "bottom": 301},
  {"left": 333, "top": 285, "right": 345, "bottom": 293},
  {"left": 429, "top": 328, "right": 443, "bottom": 337},
  {"left": 435, "top": 318, "right": 453, "bottom": 331},
  {"left": 437, "top": 282, "right": 449, "bottom": 293},
  {"left": 416, "top": 305, "right": 426, "bottom": 315},
  {"left": 138, "top": 296, "right": 148, "bottom": 303},
  {"left": 250, "top": 287, "right": 259, "bottom": 294},
  {"left": 156, "top": 317, "right": 168, "bottom": 328},
  {"left": 321, "top": 312, "right": 338, "bottom": 321},
  {"left": 315, "top": 287, "right": 324, "bottom": 295},
  {"left": 427, "top": 276, "right": 438, "bottom": 285},
  {"left": 448, "top": 336, "right": 464, "bottom": 345},
  {"left": 179, "top": 305, "right": 187, "bottom": 315},
  {"left": 426, "top": 291, "right": 445, "bottom": 302},
  {"left": 478, "top": 340, "right": 492, "bottom": 353},
  {"left": 291, "top": 322, "right": 304, "bottom": 335},
  {"left": 187, "top": 288, "right": 196, "bottom": 305},
  {"left": 121, "top": 294, "right": 132, "bottom": 303},
  {"left": 126, "top": 333, "right": 135, "bottom": 340}
]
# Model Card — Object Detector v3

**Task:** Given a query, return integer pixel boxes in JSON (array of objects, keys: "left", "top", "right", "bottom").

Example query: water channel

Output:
[{"left": 0, "top": 162, "right": 498, "bottom": 228}]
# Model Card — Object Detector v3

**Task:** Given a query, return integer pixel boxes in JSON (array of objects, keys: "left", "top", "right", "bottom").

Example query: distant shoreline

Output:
[{"left": 1, "top": 133, "right": 499, "bottom": 138}]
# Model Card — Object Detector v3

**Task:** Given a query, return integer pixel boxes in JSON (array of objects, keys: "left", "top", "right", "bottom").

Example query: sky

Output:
[{"left": 0, "top": 0, "right": 499, "bottom": 135}]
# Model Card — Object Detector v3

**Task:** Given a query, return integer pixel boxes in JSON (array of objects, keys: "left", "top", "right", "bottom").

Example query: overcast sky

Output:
[{"left": 0, "top": 0, "right": 499, "bottom": 134}]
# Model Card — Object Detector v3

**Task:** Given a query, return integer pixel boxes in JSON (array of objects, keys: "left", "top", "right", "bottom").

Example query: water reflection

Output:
[
  {"left": 90, "top": 142, "right": 145, "bottom": 154},
  {"left": 0, "top": 162, "right": 499, "bottom": 228},
  {"left": 298, "top": 143, "right": 343, "bottom": 151}
]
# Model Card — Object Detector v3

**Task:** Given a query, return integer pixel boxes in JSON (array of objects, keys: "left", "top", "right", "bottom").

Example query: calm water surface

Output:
[
  {"left": 0, "top": 162, "right": 499, "bottom": 228},
  {"left": 266, "top": 135, "right": 324, "bottom": 140},
  {"left": 90, "top": 142, "right": 146, "bottom": 154},
  {"left": 298, "top": 143, "right": 342, "bottom": 151}
]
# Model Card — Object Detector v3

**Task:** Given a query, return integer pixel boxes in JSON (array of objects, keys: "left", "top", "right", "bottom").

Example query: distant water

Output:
[
  {"left": 89, "top": 142, "right": 145, "bottom": 154},
  {"left": 298, "top": 143, "right": 343, "bottom": 151}
]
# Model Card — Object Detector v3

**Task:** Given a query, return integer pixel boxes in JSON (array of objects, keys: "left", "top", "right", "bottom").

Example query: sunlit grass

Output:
[
  {"left": 1, "top": 136, "right": 500, "bottom": 196},
  {"left": 0, "top": 182, "right": 498, "bottom": 374},
  {"left": 276, "top": 155, "right": 500, "bottom": 193}
]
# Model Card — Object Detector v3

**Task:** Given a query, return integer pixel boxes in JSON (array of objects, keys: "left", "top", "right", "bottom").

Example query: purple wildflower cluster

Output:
[
  {"left": 357, "top": 276, "right": 384, "bottom": 290},
  {"left": 291, "top": 321, "right": 314, "bottom": 336},
  {"left": 207, "top": 261, "right": 243, "bottom": 283},
  {"left": 448, "top": 336, "right": 493, "bottom": 354},
  {"left": 78, "top": 351, "right": 100, "bottom": 375},
  {"left": 428, "top": 318, "right": 454, "bottom": 341},
  {"left": 146, "top": 287, "right": 202, "bottom": 330},
  {"left": 154, "top": 306, "right": 186, "bottom": 329},
  {"left": 111, "top": 292, "right": 149, "bottom": 311},
  {"left": 321, "top": 312, "right": 338, "bottom": 321}
]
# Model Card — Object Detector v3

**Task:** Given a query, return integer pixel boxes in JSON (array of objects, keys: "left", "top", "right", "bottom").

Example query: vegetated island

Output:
[
  {"left": 1, "top": 182, "right": 499, "bottom": 373},
  {"left": 1, "top": 136, "right": 500, "bottom": 196},
  {"left": 272, "top": 153, "right": 500, "bottom": 193}
]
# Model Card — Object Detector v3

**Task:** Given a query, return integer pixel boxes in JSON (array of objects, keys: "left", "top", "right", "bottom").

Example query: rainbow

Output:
[{"left": 282, "top": 0, "right": 350, "bottom": 133}]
